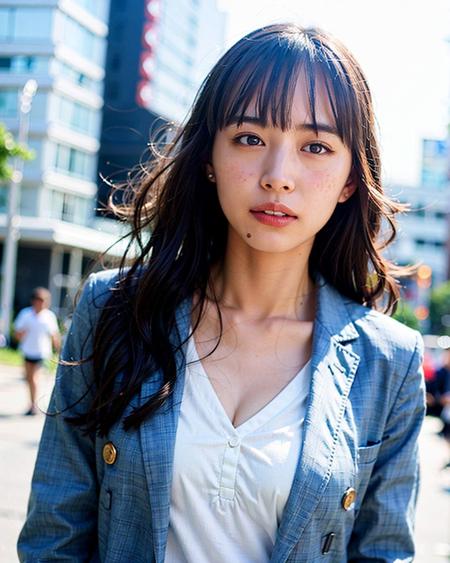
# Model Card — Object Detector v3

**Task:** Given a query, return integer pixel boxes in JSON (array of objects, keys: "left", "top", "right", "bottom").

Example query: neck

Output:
[{"left": 210, "top": 235, "right": 316, "bottom": 322}]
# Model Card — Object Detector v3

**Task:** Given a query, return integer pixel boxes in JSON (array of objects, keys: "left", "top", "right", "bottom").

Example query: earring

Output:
[{"left": 207, "top": 172, "right": 215, "bottom": 181}]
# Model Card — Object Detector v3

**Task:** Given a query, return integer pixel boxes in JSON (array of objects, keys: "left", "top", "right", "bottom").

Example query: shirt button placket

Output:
[{"left": 219, "top": 435, "right": 241, "bottom": 500}]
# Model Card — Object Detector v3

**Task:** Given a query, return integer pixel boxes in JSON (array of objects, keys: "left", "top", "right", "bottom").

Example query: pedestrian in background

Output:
[
  {"left": 13, "top": 287, "right": 60, "bottom": 415},
  {"left": 434, "top": 349, "right": 450, "bottom": 469},
  {"left": 18, "top": 25, "right": 425, "bottom": 562}
]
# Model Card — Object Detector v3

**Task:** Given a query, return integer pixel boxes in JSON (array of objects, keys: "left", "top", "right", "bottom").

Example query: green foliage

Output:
[
  {"left": 0, "top": 122, "right": 34, "bottom": 181},
  {"left": 0, "top": 347, "right": 58, "bottom": 373},
  {"left": 0, "top": 346, "right": 22, "bottom": 366},
  {"left": 393, "top": 300, "right": 420, "bottom": 331},
  {"left": 429, "top": 281, "right": 450, "bottom": 336}
]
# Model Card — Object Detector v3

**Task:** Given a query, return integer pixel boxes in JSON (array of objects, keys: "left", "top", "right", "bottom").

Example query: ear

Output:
[
  {"left": 205, "top": 163, "right": 216, "bottom": 182},
  {"left": 338, "top": 173, "right": 357, "bottom": 203}
]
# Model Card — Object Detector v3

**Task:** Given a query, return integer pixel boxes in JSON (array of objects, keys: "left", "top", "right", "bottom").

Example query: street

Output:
[{"left": 0, "top": 364, "right": 449, "bottom": 562}]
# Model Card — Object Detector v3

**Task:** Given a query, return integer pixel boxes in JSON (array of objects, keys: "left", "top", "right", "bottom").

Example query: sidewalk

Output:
[
  {"left": 1, "top": 363, "right": 449, "bottom": 561},
  {"left": 0, "top": 364, "right": 54, "bottom": 562}
]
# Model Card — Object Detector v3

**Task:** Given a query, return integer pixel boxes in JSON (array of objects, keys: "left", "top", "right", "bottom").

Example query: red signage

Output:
[{"left": 137, "top": 0, "right": 161, "bottom": 109}]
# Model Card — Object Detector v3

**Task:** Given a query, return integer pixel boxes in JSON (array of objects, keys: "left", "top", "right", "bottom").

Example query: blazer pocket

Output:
[{"left": 357, "top": 440, "right": 382, "bottom": 465}]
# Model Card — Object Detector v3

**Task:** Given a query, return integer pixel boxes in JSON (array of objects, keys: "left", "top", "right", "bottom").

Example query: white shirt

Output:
[
  {"left": 14, "top": 307, "right": 59, "bottom": 359},
  {"left": 165, "top": 335, "right": 312, "bottom": 563}
]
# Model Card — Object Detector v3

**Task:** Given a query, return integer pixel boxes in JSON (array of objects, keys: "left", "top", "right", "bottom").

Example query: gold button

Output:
[
  {"left": 102, "top": 442, "right": 117, "bottom": 465},
  {"left": 341, "top": 487, "right": 357, "bottom": 510}
]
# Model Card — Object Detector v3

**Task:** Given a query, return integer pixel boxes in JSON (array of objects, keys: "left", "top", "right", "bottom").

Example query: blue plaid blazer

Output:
[{"left": 18, "top": 269, "right": 426, "bottom": 562}]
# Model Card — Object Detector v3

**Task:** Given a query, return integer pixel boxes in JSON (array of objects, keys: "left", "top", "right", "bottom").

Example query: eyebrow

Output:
[{"left": 228, "top": 115, "right": 340, "bottom": 137}]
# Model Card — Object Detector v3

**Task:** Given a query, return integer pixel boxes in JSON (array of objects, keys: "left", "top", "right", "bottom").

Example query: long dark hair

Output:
[{"left": 70, "top": 24, "right": 409, "bottom": 436}]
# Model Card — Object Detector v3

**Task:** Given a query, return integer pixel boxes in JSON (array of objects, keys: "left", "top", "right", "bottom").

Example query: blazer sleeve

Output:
[
  {"left": 17, "top": 274, "right": 101, "bottom": 562},
  {"left": 347, "top": 332, "right": 426, "bottom": 562}
]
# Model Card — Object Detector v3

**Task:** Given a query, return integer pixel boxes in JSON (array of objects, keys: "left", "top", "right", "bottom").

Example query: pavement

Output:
[{"left": 0, "top": 363, "right": 449, "bottom": 562}]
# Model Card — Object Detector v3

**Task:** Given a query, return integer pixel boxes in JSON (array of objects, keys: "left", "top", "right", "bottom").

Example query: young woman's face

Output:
[{"left": 209, "top": 74, "right": 355, "bottom": 256}]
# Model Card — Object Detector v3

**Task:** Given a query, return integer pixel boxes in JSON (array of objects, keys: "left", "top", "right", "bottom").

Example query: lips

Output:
[
  {"left": 250, "top": 202, "right": 297, "bottom": 217},
  {"left": 249, "top": 201, "right": 298, "bottom": 228}
]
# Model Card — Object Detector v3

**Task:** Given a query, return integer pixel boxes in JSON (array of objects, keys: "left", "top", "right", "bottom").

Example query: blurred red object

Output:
[{"left": 423, "top": 352, "right": 435, "bottom": 381}]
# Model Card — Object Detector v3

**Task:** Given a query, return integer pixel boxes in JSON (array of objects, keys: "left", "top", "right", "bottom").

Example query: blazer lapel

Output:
[
  {"left": 271, "top": 278, "right": 360, "bottom": 562},
  {"left": 139, "top": 297, "right": 192, "bottom": 563}
]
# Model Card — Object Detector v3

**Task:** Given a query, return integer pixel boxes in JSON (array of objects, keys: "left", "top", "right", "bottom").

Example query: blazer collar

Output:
[{"left": 314, "top": 273, "right": 359, "bottom": 343}]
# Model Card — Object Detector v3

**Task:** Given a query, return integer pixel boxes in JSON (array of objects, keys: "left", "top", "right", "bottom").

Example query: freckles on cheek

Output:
[
  {"left": 217, "top": 160, "right": 253, "bottom": 185},
  {"left": 313, "top": 172, "right": 345, "bottom": 194},
  {"left": 235, "top": 168, "right": 253, "bottom": 185}
]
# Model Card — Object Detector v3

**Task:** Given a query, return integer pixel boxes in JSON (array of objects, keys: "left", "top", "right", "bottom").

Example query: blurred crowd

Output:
[{"left": 424, "top": 348, "right": 450, "bottom": 469}]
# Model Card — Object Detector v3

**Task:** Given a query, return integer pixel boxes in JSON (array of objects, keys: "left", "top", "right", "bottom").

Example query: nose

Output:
[{"left": 260, "top": 147, "right": 296, "bottom": 193}]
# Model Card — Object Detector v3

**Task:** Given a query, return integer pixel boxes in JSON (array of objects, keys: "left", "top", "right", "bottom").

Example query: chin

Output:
[{"left": 241, "top": 233, "right": 310, "bottom": 255}]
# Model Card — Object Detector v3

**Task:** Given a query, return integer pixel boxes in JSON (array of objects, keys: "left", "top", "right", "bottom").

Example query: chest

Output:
[
  {"left": 23, "top": 312, "right": 50, "bottom": 333},
  {"left": 193, "top": 319, "right": 313, "bottom": 428}
]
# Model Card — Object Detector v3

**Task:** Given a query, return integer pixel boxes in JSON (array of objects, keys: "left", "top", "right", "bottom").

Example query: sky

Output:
[{"left": 215, "top": 0, "right": 449, "bottom": 188}]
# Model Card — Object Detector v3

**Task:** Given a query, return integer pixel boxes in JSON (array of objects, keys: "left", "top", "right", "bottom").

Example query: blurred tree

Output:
[
  {"left": 0, "top": 122, "right": 33, "bottom": 181},
  {"left": 393, "top": 300, "right": 420, "bottom": 331},
  {"left": 429, "top": 281, "right": 450, "bottom": 336}
]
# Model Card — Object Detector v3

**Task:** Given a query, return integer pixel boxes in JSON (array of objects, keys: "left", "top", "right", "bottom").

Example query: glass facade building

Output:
[
  {"left": 0, "top": 0, "right": 124, "bottom": 315},
  {"left": 0, "top": 0, "right": 225, "bottom": 315},
  {"left": 0, "top": 1, "right": 108, "bottom": 225}
]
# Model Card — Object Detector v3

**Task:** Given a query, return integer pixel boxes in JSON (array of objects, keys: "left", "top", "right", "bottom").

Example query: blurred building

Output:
[
  {"left": 0, "top": 0, "right": 129, "bottom": 316},
  {"left": 97, "top": 0, "right": 225, "bottom": 213},
  {"left": 389, "top": 139, "right": 449, "bottom": 294},
  {"left": 0, "top": 0, "right": 225, "bottom": 319}
]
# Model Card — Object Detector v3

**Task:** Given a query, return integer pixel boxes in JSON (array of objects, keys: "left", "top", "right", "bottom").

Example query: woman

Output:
[{"left": 18, "top": 24, "right": 425, "bottom": 562}]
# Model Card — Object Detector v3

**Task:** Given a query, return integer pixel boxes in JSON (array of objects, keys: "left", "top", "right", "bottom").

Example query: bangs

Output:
[{"left": 207, "top": 27, "right": 358, "bottom": 148}]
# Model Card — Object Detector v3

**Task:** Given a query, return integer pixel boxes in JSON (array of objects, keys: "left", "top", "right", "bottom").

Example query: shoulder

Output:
[
  {"left": 75, "top": 268, "right": 122, "bottom": 321},
  {"left": 14, "top": 307, "right": 32, "bottom": 326},
  {"left": 87, "top": 267, "right": 123, "bottom": 299},
  {"left": 337, "top": 294, "right": 425, "bottom": 422},
  {"left": 43, "top": 308, "right": 58, "bottom": 321},
  {"left": 75, "top": 267, "right": 139, "bottom": 327},
  {"left": 344, "top": 297, "right": 423, "bottom": 369},
  {"left": 16, "top": 306, "right": 32, "bottom": 319}
]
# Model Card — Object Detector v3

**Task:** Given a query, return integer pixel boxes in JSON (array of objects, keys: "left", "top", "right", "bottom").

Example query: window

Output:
[
  {"left": 53, "top": 60, "right": 102, "bottom": 95},
  {"left": 0, "top": 57, "right": 11, "bottom": 70},
  {"left": 0, "top": 7, "right": 52, "bottom": 41},
  {"left": 50, "top": 190, "right": 63, "bottom": 220},
  {"left": 61, "top": 193, "right": 75, "bottom": 222},
  {"left": 0, "top": 90, "right": 47, "bottom": 120},
  {"left": 55, "top": 95, "right": 99, "bottom": 136},
  {"left": 56, "top": 13, "right": 106, "bottom": 67},
  {"left": 0, "top": 55, "right": 48, "bottom": 73},
  {"left": 0, "top": 89, "right": 17, "bottom": 117},
  {"left": 53, "top": 143, "right": 96, "bottom": 181},
  {"left": 13, "top": 8, "right": 52, "bottom": 40},
  {"left": 0, "top": 8, "right": 13, "bottom": 40},
  {"left": 49, "top": 189, "right": 91, "bottom": 225}
]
